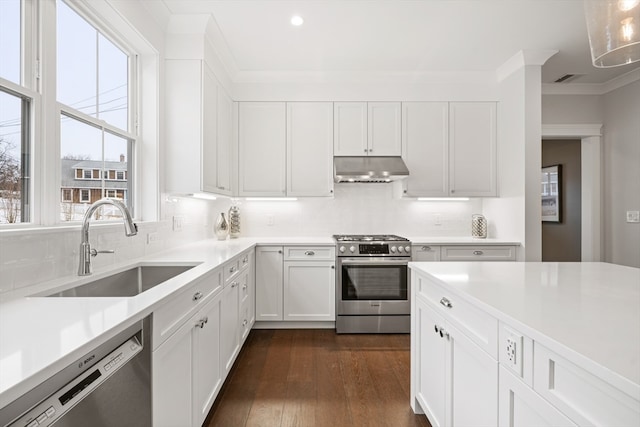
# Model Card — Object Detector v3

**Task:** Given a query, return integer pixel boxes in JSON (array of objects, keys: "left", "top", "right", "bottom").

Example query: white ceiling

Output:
[{"left": 150, "top": 0, "right": 640, "bottom": 85}]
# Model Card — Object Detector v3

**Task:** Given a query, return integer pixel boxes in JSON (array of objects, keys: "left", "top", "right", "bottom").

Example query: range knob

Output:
[
  {"left": 390, "top": 246, "right": 397, "bottom": 253},
  {"left": 398, "top": 246, "right": 404, "bottom": 253},
  {"left": 339, "top": 246, "right": 346, "bottom": 253},
  {"left": 349, "top": 246, "right": 356, "bottom": 253},
  {"left": 405, "top": 246, "right": 411, "bottom": 253}
]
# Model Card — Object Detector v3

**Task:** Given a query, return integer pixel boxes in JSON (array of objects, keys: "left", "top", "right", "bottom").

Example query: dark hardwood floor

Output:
[{"left": 204, "top": 329, "right": 432, "bottom": 427}]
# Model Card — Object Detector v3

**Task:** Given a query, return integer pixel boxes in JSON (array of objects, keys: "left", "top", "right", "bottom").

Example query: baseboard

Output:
[{"left": 252, "top": 321, "right": 336, "bottom": 330}]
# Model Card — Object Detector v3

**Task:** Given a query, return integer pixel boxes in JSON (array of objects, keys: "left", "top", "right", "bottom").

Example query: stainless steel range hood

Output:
[{"left": 334, "top": 156, "right": 410, "bottom": 183}]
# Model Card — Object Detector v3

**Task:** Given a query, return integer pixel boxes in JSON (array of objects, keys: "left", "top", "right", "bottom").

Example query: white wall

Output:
[
  {"left": 602, "top": 80, "right": 640, "bottom": 267},
  {"left": 542, "top": 94, "right": 603, "bottom": 124}
]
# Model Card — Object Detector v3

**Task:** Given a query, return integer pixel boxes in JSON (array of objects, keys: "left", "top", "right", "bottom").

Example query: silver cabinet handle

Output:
[
  {"left": 242, "top": 319, "right": 248, "bottom": 327},
  {"left": 473, "top": 250, "right": 484, "bottom": 255},
  {"left": 242, "top": 283, "right": 247, "bottom": 290},
  {"left": 242, "top": 256, "right": 248, "bottom": 264},
  {"left": 229, "top": 266, "right": 236, "bottom": 273},
  {"left": 231, "top": 281, "right": 238, "bottom": 288},
  {"left": 421, "top": 246, "right": 431, "bottom": 251},
  {"left": 195, "top": 317, "right": 208, "bottom": 329},
  {"left": 304, "top": 250, "right": 315, "bottom": 256},
  {"left": 440, "top": 297, "right": 453, "bottom": 308},
  {"left": 193, "top": 291, "right": 203, "bottom": 301},
  {"left": 331, "top": 265, "right": 335, "bottom": 269},
  {"left": 434, "top": 324, "right": 439, "bottom": 334},
  {"left": 439, "top": 328, "right": 450, "bottom": 340},
  {"left": 364, "top": 148, "right": 368, "bottom": 153},
  {"left": 278, "top": 250, "right": 282, "bottom": 254}
]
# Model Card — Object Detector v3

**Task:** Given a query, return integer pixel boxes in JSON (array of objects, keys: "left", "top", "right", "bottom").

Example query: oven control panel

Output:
[{"left": 338, "top": 244, "right": 411, "bottom": 256}]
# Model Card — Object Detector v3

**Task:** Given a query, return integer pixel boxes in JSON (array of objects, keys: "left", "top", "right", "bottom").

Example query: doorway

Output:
[{"left": 542, "top": 139, "right": 581, "bottom": 261}]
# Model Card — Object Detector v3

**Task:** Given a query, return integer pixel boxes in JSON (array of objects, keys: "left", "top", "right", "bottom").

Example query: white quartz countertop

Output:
[
  {"left": 409, "top": 261, "right": 640, "bottom": 392},
  {"left": 408, "top": 237, "right": 520, "bottom": 245}
]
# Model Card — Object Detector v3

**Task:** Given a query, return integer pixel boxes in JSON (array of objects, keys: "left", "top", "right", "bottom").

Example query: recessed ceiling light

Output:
[{"left": 291, "top": 15, "right": 304, "bottom": 26}]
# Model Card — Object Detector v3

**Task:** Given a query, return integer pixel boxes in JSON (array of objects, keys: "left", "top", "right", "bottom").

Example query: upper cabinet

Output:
[
  {"left": 287, "top": 102, "right": 334, "bottom": 197},
  {"left": 238, "top": 102, "right": 334, "bottom": 197},
  {"left": 165, "top": 59, "right": 233, "bottom": 196},
  {"left": 238, "top": 102, "right": 287, "bottom": 197},
  {"left": 449, "top": 102, "right": 497, "bottom": 197},
  {"left": 334, "top": 102, "right": 402, "bottom": 156},
  {"left": 402, "top": 102, "right": 497, "bottom": 197}
]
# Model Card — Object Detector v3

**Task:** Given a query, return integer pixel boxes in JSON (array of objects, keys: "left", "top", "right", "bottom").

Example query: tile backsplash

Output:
[{"left": 0, "top": 185, "right": 482, "bottom": 297}]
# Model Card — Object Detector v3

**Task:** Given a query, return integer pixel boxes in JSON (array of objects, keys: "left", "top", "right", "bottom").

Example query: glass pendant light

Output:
[{"left": 584, "top": 0, "right": 640, "bottom": 67}]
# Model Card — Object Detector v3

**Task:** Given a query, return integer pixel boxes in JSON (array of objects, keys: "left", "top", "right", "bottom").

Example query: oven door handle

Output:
[{"left": 340, "top": 258, "right": 409, "bottom": 265}]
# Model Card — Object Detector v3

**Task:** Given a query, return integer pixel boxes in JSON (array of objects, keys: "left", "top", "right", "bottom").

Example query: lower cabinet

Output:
[
  {"left": 152, "top": 248, "right": 255, "bottom": 427},
  {"left": 256, "top": 245, "right": 336, "bottom": 323},
  {"left": 152, "top": 293, "right": 222, "bottom": 427},
  {"left": 414, "top": 297, "right": 498, "bottom": 427},
  {"left": 499, "top": 366, "right": 577, "bottom": 427}
]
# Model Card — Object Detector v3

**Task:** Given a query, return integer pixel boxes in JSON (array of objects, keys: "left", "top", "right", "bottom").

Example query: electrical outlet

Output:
[
  {"left": 506, "top": 337, "right": 517, "bottom": 365},
  {"left": 434, "top": 214, "right": 442, "bottom": 226},
  {"left": 146, "top": 232, "right": 159, "bottom": 244},
  {"left": 505, "top": 329, "right": 524, "bottom": 375},
  {"left": 173, "top": 216, "right": 184, "bottom": 232},
  {"left": 627, "top": 211, "right": 640, "bottom": 223},
  {"left": 266, "top": 214, "right": 275, "bottom": 226}
]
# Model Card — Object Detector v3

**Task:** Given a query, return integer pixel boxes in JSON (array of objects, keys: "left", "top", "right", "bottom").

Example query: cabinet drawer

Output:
[
  {"left": 152, "top": 268, "right": 222, "bottom": 349},
  {"left": 223, "top": 259, "right": 240, "bottom": 284},
  {"left": 412, "top": 245, "right": 440, "bottom": 261},
  {"left": 284, "top": 246, "right": 335, "bottom": 261},
  {"left": 414, "top": 273, "right": 498, "bottom": 358},
  {"left": 533, "top": 343, "right": 640, "bottom": 427},
  {"left": 240, "top": 251, "right": 251, "bottom": 270},
  {"left": 440, "top": 245, "right": 516, "bottom": 261}
]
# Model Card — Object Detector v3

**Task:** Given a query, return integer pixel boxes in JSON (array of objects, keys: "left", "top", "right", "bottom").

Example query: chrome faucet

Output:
[{"left": 78, "top": 198, "right": 138, "bottom": 276}]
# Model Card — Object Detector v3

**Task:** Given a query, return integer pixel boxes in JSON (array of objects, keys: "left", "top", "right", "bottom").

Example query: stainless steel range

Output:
[{"left": 334, "top": 234, "right": 411, "bottom": 333}]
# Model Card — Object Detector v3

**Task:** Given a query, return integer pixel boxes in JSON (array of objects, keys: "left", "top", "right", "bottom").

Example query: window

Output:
[
  {"left": 0, "top": 0, "right": 21, "bottom": 85},
  {"left": 57, "top": 0, "right": 135, "bottom": 222},
  {"left": 62, "top": 188, "right": 72, "bottom": 202},
  {"left": 80, "top": 189, "right": 90, "bottom": 203}
]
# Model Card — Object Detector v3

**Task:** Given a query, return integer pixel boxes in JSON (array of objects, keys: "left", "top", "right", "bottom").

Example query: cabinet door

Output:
[
  {"left": 255, "top": 246, "right": 284, "bottom": 321},
  {"left": 414, "top": 298, "right": 447, "bottom": 427},
  {"left": 239, "top": 102, "right": 286, "bottom": 196},
  {"left": 221, "top": 281, "right": 240, "bottom": 375},
  {"left": 368, "top": 102, "right": 402, "bottom": 156},
  {"left": 499, "top": 366, "right": 577, "bottom": 427},
  {"left": 201, "top": 64, "right": 218, "bottom": 193},
  {"left": 193, "top": 295, "right": 223, "bottom": 427},
  {"left": 215, "top": 85, "right": 233, "bottom": 195},
  {"left": 449, "top": 322, "right": 498, "bottom": 427},
  {"left": 152, "top": 318, "right": 194, "bottom": 427},
  {"left": 283, "top": 260, "right": 335, "bottom": 321},
  {"left": 449, "top": 102, "right": 497, "bottom": 197},
  {"left": 402, "top": 102, "right": 448, "bottom": 197},
  {"left": 334, "top": 102, "right": 367, "bottom": 156},
  {"left": 287, "top": 102, "right": 334, "bottom": 196}
]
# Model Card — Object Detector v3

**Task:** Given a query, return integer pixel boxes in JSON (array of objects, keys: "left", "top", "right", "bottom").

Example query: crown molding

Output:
[
  {"left": 542, "top": 124, "right": 603, "bottom": 138},
  {"left": 496, "top": 49, "right": 559, "bottom": 82},
  {"left": 542, "top": 68, "right": 640, "bottom": 95}
]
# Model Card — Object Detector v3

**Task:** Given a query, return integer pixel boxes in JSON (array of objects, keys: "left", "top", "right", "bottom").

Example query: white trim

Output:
[
  {"left": 542, "top": 125, "right": 603, "bottom": 262},
  {"left": 542, "top": 68, "right": 640, "bottom": 95}
]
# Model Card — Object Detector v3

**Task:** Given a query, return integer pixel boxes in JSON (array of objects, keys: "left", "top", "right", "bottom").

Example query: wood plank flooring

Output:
[{"left": 204, "top": 329, "right": 431, "bottom": 427}]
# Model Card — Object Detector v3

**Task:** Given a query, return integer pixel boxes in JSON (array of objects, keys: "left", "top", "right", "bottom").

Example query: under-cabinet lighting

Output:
[
  {"left": 191, "top": 193, "right": 217, "bottom": 200},
  {"left": 417, "top": 197, "right": 470, "bottom": 201},
  {"left": 245, "top": 197, "right": 298, "bottom": 201}
]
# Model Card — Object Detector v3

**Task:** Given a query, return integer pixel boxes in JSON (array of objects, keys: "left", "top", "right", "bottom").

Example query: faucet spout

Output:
[{"left": 78, "top": 198, "right": 138, "bottom": 276}]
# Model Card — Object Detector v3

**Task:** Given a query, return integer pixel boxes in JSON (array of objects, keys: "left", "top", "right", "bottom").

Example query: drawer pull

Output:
[
  {"left": 421, "top": 246, "right": 431, "bottom": 251},
  {"left": 243, "top": 256, "right": 248, "bottom": 264},
  {"left": 473, "top": 250, "right": 484, "bottom": 256},
  {"left": 440, "top": 297, "right": 453, "bottom": 308},
  {"left": 439, "top": 328, "right": 450, "bottom": 340},
  {"left": 242, "top": 284, "right": 247, "bottom": 290},
  {"left": 231, "top": 281, "right": 238, "bottom": 288},
  {"left": 434, "top": 324, "right": 439, "bottom": 334},
  {"left": 243, "top": 319, "right": 248, "bottom": 326},
  {"left": 195, "top": 317, "right": 208, "bottom": 329},
  {"left": 304, "top": 250, "right": 315, "bottom": 256},
  {"left": 229, "top": 266, "right": 236, "bottom": 273},
  {"left": 193, "top": 291, "right": 203, "bottom": 301}
]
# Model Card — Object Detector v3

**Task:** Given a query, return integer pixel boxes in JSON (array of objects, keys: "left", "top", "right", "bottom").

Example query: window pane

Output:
[
  {"left": 104, "top": 131, "right": 131, "bottom": 210},
  {"left": 57, "top": 0, "right": 129, "bottom": 130},
  {"left": 98, "top": 34, "right": 128, "bottom": 129},
  {"left": 60, "top": 114, "right": 101, "bottom": 221},
  {"left": 0, "top": 89, "right": 28, "bottom": 224},
  {"left": 0, "top": 0, "right": 21, "bottom": 84}
]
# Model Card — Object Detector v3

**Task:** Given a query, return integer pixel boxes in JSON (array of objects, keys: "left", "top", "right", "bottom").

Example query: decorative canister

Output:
[
  {"left": 214, "top": 212, "right": 229, "bottom": 240},
  {"left": 228, "top": 204, "right": 241, "bottom": 238},
  {"left": 471, "top": 214, "right": 488, "bottom": 238}
]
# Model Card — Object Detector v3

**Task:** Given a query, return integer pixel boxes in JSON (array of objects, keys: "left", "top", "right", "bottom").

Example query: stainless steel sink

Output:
[{"left": 47, "top": 265, "right": 195, "bottom": 297}]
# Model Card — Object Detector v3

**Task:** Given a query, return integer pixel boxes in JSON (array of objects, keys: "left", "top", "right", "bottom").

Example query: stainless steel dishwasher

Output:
[{"left": 1, "top": 318, "right": 151, "bottom": 427}]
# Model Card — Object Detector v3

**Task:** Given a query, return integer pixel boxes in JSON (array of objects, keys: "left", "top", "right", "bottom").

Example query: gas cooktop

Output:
[{"left": 333, "top": 234, "right": 409, "bottom": 242}]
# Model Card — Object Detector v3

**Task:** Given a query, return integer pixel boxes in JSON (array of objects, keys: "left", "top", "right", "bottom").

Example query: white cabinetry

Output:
[
  {"left": 401, "top": 102, "right": 449, "bottom": 197},
  {"left": 411, "top": 244, "right": 517, "bottom": 262},
  {"left": 449, "top": 102, "right": 497, "bottom": 197},
  {"left": 334, "top": 102, "right": 401, "bottom": 156},
  {"left": 255, "top": 246, "right": 284, "bottom": 321},
  {"left": 255, "top": 245, "right": 335, "bottom": 323},
  {"left": 283, "top": 247, "right": 335, "bottom": 321},
  {"left": 412, "top": 245, "right": 441, "bottom": 261},
  {"left": 413, "top": 297, "right": 498, "bottom": 427},
  {"left": 152, "top": 268, "right": 223, "bottom": 427},
  {"left": 165, "top": 59, "right": 232, "bottom": 196},
  {"left": 287, "top": 102, "right": 334, "bottom": 197},
  {"left": 238, "top": 102, "right": 287, "bottom": 196},
  {"left": 401, "top": 102, "right": 496, "bottom": 197}
]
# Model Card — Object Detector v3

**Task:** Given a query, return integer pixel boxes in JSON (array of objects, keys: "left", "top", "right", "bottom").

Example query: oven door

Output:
[{"left": 337, "top": 257, "right": 410, "bottom": 316}]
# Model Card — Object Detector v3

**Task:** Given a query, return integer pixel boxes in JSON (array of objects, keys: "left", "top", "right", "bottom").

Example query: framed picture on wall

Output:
[{"left": 541, "top": 164, "right": 562, "bottom": 222}]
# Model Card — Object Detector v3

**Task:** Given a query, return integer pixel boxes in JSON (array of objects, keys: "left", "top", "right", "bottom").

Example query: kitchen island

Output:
[{"left": 409, "top": 261, "right": 640, "bottom": 427}]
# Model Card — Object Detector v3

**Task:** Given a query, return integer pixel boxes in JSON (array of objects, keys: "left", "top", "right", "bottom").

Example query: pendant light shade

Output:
[{"left": 584, "top": 0, "right": 640, "bottom": 67}]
